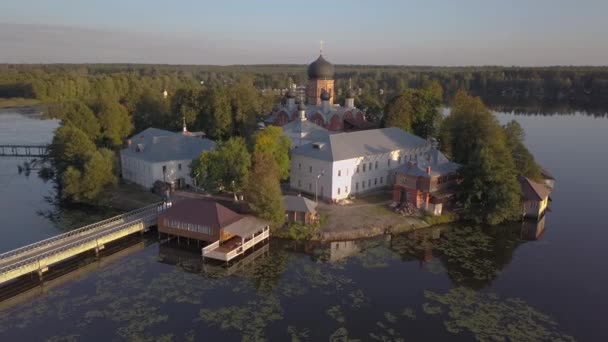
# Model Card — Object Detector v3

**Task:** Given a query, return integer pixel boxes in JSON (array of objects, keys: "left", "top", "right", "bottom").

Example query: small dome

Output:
[
  {"left": 298, "top": 102, "right": 307, "bottom": 111},
  {"left": 346, "top": 88, "right": 357, "bottom": 98},
  {"left": 285, "top": 89, "right": 297, "bottom": 98},
  {"left": 320, "top": 89, "right": 331, "bottom": 101},
  {"left": 307, "top": 55, "right": 335, "bottom": 80}
]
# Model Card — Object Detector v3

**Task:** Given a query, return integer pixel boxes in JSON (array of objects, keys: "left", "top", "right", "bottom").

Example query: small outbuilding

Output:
[
  {"left": 283, "top": 195, "right": 318, "bottom": 225},
  {"left": 519, "top": 176, "right": 552, "bottom": 219}
]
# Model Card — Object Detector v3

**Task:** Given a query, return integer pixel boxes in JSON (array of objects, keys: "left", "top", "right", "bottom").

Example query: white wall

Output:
[
  {"left": 290, "top": 155, "right": 332, "bottom": 199},
  {"left": 121, "top": 153, "right": 193, "bottom": 189},
  {"left": 290, "top": 145, "right": 433, "bottom": 201}
]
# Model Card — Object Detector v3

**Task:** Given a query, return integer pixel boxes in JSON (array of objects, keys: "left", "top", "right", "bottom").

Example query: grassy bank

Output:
[
  {"left": 97, "top": 182, "right": 162, "bottom": 211},
  {"left": 0, "top": 98, "right": 40, "bottom": 109}
]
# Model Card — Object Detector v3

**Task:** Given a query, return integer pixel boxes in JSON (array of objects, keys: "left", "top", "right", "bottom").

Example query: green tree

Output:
[
  {"left": 171, "top": 88, "right": 201, "bottom": 129},
  {"left": 252, "top": 126, "right": 291, "bottom": 180},
  {"left": 442, "top": 91, "right": 521, "bottom": 225},
  {"left": 49, "top": 124, "right": 97, "bottom": 173},
  {"left": 192, "top": 137, "right": 251, "bottom": 194},
  {"left": 229, "top": 75, "right": 261, "bottom": 138},
  {"left": 51, "top": 101, "right": 101, "bottom": 140},
  {"left": 383, "top": 89, "right": 415, "bottom": 132},
  {"left": 458, "top": 146, "right": 521, "bottom": 225},
  {"left": 94, "top": 98, "right": 133, "bottom": 148},
  {"left": 62, "top": 148, "right": 117, "bottom": 202},
  {"left": 503, "top": 120, "right": 542, "bottom": 180},
  {"left": 200, "top": 85, "right": 232, "bottom": 140},
  {"left": 133, "top": 90, "right": 173, "bottom": 132},
  {"left": 440, "top": 91, "right": 504, "bottom": 163},
  {"left": 246, "top": 151, "right": 285, "bottom": 225},
  {"left": 383, "top": 85, "right": 442, "bottom": 139}
]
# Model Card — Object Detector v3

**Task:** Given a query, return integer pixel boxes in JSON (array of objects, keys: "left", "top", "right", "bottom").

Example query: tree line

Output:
[{"left": 2, "top": 63, "right": 608, "bottom": 116}]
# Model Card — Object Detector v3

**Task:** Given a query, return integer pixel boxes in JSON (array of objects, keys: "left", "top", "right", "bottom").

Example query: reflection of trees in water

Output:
[
  {"left": 390, "top": 224, "right": 525, "bottom": 289},
  {"left": 35, "top": 191, "right": 123, "bottom": 233},
  {"left": 423, "top": 287, "right": 575, "bottom": 341},
  {"left": 486, "top": 98, "right": 608, "bottom": 117},
  {"left": 241, "top": 245, "right": 291, "bottom": 293}
]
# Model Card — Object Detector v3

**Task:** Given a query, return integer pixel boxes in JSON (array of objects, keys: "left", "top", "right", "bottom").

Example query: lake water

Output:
[{"left": 0, "top": 109, "right": 607, "bottom": 341}]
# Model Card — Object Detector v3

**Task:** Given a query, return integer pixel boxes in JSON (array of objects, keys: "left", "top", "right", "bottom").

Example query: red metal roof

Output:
[{"left": 158, "top": 199, "right": 243, "bottom": 230}]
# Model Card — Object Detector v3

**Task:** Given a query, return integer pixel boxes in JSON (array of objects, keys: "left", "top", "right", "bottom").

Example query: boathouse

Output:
[
  {"left": 519, "top": 176, "right": 552, "bottom": 219},
  {"left": 156, "top": 199, "right": 269, "bottom": 262}
]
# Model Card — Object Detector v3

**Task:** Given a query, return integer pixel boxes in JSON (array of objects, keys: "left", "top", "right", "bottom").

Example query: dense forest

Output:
[{"left": 1, "top": 63, "right": 608, "bottom": 117}]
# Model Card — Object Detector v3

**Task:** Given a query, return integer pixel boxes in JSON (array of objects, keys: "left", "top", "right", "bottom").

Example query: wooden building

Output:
[
  {"left": 283, "top": 195, "right": 318, "bottom": 225},
  {"left": 519, "top": 176, "right": 552, "bottom": 219},
  {"left": 157, "top": 199, "right": 269, "bottom": 262}
]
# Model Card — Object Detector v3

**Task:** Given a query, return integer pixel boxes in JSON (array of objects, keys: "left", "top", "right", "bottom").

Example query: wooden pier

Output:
[
  {"left": 0, "top": 201, "right": 171, "bottom": 285},
  {"left": 0, "top": 144, "right": 48, "bottom": 157}
]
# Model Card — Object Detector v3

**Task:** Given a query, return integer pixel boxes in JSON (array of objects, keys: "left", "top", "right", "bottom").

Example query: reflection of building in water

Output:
[
  {"left": 521, "top": 215, "right": 546, "bottom": 241},
  {"left": 158, "top": 243, "right": 270, "bottom": 277},
  {"left": 325, "top": 235, "right": 391, "bottom": 262}
]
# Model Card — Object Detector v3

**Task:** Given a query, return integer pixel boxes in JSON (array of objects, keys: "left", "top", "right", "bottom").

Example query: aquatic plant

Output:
[
  {"left": 423, "top": 287, "right": 576, "bottom": 342},
  {"left": 326, "top": 305, "right": 346, "bottom": 323},
  {"left": 198, "top": 295, "right": 283, "bottom": 342}
]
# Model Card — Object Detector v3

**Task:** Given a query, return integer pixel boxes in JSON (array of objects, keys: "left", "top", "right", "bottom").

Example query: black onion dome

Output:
[
  {"left": 286, "top": 89, "right": 297, "bottom": 98},
  {"left": 346, "top": 88, "right": 357, "bottom": 98},
  {"left": 307, "top": 55, "right": 335, "bottom": 80},
  {"left": 320, "top": 89, "right": 331, "bottom": 101},
  {"left": 298, "top": 101, "right": 307, "bottom": 111}
]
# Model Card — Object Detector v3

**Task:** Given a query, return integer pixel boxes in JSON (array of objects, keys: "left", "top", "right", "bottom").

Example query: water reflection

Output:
[{"left": 307, "top": 221, "right": 547, "bottom": 290}]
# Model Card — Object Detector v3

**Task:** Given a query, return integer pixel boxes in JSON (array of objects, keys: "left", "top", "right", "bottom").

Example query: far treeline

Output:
[
  {"left": 2, "top": 63, "right": 608, "bottom": 117},
  {"left": 0, "top": 63, "right": 551, "bottom": 226}
]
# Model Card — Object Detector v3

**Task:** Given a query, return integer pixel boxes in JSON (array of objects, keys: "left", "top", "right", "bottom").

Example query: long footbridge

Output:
[
  {"left": 0, "top": 201, "right": 172, "bottom": 285},
  {"left": 0, "top": 144, "right": 48, "bottom": 157}
]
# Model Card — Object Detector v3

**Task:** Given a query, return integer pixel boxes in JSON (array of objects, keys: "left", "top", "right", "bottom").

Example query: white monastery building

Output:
[
  {"left": 289, "top": 127, "right": 435, "bottom": 201},
  {"left": 120, "top": 127, "right": 215, "bottom": 189}
]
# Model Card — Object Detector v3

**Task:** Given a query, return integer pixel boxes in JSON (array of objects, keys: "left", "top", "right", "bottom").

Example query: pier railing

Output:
[
  {"left": 0, "top": 219, "right": 145, "bottom": 276},
  {"left": 0, "top": 144, "right": 48, "bottom": 157},
  {"left": 0, "top": 201, "right": 172, "bottom": 285},
  {"left": 0, "top": 201, "right": 171, "bottom": 263}
]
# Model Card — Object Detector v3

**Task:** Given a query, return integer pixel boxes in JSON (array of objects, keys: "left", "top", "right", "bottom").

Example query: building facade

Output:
[
  {"left": 120, "top": 127, "right": 215, "bottom": 190},
  {"left": 392, "top": 149, "right": 460, "bottom": 215},
  {"left": 289, "top": 127, "right": 436, "bottom": 202}
]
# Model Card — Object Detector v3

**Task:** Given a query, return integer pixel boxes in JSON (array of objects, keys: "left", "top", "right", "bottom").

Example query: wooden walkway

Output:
[
  {"left": 0, "top": 144, "right": 48, "bottom": 157},
  {"left": 0, "top": 201, "right": 172, "bottom": 285}
]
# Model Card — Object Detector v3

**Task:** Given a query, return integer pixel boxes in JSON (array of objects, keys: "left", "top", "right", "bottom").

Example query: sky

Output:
[{"left": 0, "top": 0, "right": 607, "bottom": 66}]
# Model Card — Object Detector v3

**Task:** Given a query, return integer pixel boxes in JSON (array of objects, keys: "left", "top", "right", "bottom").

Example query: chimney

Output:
[
  {"left": 127, "top": 139, "right": 132, "bottom": 147},
  {"left": 426, "top": 165, "right": 432, "bottom": 175}
]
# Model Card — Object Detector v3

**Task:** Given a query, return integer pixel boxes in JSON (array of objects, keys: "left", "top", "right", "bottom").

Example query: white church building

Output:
[
  {"left": 120, "top": 127, "right": 215, "bottom": 190},
  {"left": 289, "top": 127, "right": 434, "bottom": 202}
]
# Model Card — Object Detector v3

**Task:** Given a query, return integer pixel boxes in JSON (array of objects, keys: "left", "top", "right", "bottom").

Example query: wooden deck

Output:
[{"left": 202, "top": 226, "right": 269, "bottom": 262}]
